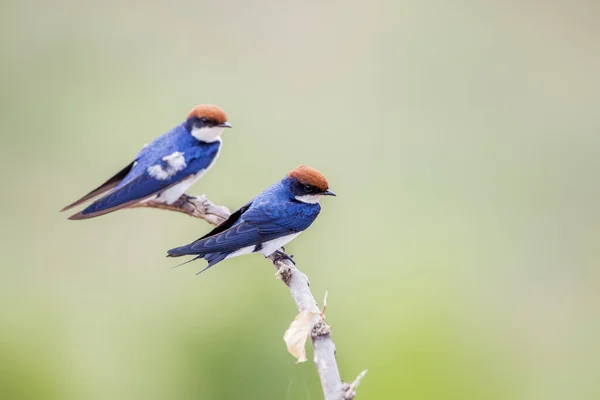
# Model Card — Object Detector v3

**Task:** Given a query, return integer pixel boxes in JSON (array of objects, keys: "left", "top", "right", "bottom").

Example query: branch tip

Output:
[{"left": 342, "top": 370, "right": 368, "bottom": 400}]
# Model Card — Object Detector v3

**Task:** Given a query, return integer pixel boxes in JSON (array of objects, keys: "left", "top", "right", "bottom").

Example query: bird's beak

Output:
[
  {"left": 219, "top": 122, "right": 232, "bottom": 128},
  {"left": 322, "top": 189, "right": 336, "bottom": 196}
]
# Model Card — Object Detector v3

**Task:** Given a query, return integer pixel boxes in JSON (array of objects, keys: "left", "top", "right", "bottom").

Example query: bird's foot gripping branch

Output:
[{"left": 139, "top": 193, "right": 367, "bottom": 400}]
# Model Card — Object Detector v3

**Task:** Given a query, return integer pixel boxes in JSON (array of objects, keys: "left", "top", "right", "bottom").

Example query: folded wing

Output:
[
  {"left": 167, "top": 202, "right": 319, "bottom": 257},
  {"left": 68, "top": 150, "right": 217, "bottom": 220}
]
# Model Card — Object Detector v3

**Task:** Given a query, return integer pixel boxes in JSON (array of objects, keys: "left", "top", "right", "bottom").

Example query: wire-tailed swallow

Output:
[
  {"left": 167, "top": 166, "right": 336, "bottom": 274},
  {"left": 62, "top": 105, "right": 232, "bottom": 219}
]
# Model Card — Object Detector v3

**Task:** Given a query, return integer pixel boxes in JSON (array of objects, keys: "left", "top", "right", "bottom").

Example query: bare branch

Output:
[
  {"left": 138, "top": 194, "right": 366, "bottom": 399},
  {"left": 131, "top": 194, "right": 230, "bottom": 225}
]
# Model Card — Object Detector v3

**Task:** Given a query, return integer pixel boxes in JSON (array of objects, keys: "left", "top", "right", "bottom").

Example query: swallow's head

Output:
[
  {"left": 286, "top": 166, "right": 336, "bottom": 204},
  {"left": 186, "top": 104, "right": 231, "bottom": 142}
]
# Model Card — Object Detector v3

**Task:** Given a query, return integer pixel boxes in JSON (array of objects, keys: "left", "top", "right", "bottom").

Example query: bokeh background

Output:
[{"left": 1, "top": 0, "right": 599, "bottom": 399}]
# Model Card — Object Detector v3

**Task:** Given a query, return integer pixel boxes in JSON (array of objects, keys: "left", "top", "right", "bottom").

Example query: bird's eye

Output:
[
  {"left": 199, "top": 117, "right": 209, "bottom": 124},
  {"left": 304, "top": 184, "right": 314, "bottom": 193}
]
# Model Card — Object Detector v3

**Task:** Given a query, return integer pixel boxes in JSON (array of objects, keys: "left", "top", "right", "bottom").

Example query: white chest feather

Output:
[
  {"left": 191, "top": 126, "right": 225, "bottom": 142},
  {"left": 294, "top": 194, "right": 321, "bottom": 204}
]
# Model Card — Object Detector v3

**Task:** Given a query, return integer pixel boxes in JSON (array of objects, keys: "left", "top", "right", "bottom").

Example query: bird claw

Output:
[{"left": 272, "top": 250, "right": 296, "bottom": 265}]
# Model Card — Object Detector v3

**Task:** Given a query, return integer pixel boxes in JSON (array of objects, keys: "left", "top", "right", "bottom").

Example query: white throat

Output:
[
  {"left": 295, "top": 194, "right": 321, "bottom": 204},
  {"left": 191, "top": 126, "right": 225, "bottom": 142}
]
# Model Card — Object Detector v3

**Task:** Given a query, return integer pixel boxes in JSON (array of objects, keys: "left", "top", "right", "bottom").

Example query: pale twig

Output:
[
  {"left": 343, "top": 370, "right": 369, "bottom": 400},
  {"left": 138, "top": 194, "right": 366, "bottom": 399},
  {"left": 130, "top": 194, "right": 230, "bottom": 225}
]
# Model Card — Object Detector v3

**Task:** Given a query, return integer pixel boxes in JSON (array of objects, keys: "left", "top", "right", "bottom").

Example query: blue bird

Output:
[
  {"left": 62, "top": 105, "right": 232, "bottom": 219},
  {"left": 167, "top": 166, "right": 336, "bottom": 274}
]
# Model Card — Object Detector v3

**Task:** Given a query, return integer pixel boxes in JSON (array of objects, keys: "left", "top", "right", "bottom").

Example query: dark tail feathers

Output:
[{"left": 167, "top": 249, "right": 231, "bottom": 275}]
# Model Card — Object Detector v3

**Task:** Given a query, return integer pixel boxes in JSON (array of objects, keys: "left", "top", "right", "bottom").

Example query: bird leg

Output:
[{"left": 271, "top": 249, "right": 295, "bottom": 265}]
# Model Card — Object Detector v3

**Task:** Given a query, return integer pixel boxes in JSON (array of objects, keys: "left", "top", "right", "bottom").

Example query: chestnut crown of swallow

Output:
[
  {"left": 287, "top": 166, "right": 329, "bottom": 192},
  {"left": 187, "top": 104, "right": 228, "bottom": 125}
]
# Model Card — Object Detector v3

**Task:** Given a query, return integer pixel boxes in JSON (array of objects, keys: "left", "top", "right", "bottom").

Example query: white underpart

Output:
[
  {"left": 147, "top": 151, "right": 187, "bottom": 180},
  {"left": 225, "top": 233, "right": 302, "bottom": 261},
  {"left": 151, "top": 138, "right": 223, "bottom": 204},
  {"left": 191, "top": 126, "right": 225, "bottom": 142},
  {"left": 226, "top": 245, "right": 256, "bottom": 259},
  {"left": 295, "top": 194, "right": 321, "bottom": 204},
  {"left": 258, "top": 233, "right": 302, "bottom": 256}
]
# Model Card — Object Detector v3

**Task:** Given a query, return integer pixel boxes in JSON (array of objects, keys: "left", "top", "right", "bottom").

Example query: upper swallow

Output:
[
  {"left": 167, "top": 166, "right": 336, "bottom": 274},
  {"left": 62, "top": 105, "right": 232, "bottom": 219}
]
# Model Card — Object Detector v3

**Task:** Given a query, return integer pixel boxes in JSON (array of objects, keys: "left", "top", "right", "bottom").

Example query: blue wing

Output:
[
  {"left": 167, "top": 200, "right": 320, "bottom": 257},
  {"left": 168, "top": 221, "right": 285, "bottom": 256},
  {"left": 69, "top": 136, "right": 220, "bottom": 219}
]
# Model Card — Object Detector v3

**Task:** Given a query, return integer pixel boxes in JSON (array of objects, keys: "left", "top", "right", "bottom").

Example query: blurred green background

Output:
[{"left": 1, "top": 0, "right": 599, "bottom": 399}]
